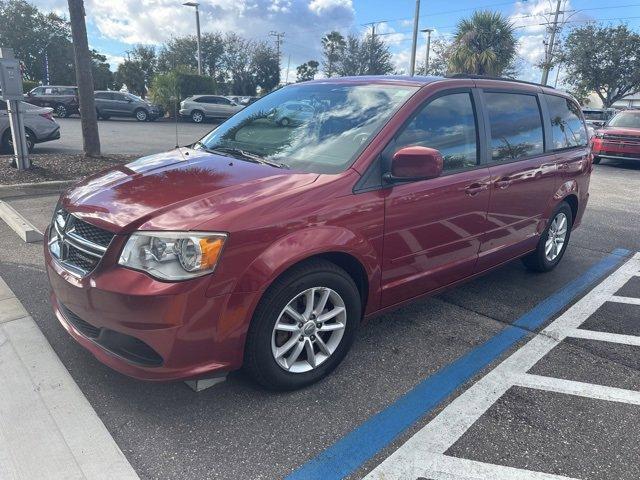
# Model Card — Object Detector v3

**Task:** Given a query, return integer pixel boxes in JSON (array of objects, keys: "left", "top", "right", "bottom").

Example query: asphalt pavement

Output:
[
  {"left": 0, "top": 158, "right": 638, "bottom": 479},
  {"left": 34, "top": 117, "right": 217, "bottom": 155}
]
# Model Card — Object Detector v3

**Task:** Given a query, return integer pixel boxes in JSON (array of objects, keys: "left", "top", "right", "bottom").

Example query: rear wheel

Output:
[
  {"left": 244, "top": 259, "right": 361, "bottom": 390},
  {"left": 522, "top": 202, "right": 573, "bottom": 272},
  {"left": 2, "top": 129, "right": 35, "bottom": 153}
]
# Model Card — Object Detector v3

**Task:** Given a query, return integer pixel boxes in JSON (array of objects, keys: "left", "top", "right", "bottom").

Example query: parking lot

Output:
[
  {"left": 0, "top": 156, "right": 639, "bottom": 479},
  {"left": 35, "top": 117, "right": 217, "bottom": 155}
]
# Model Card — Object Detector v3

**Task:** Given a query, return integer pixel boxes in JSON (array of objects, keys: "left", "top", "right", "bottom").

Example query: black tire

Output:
[
  {"left": 244, "top": 259, "right": 361, "bottom": 390},
  {"left": 191, "top": 110, "right": 204, "bottom": 123},
  {"left": 2, "top": 129, "right": 35, "bottom": 153},
  {"left": 54, "top": 103, "right": 69, "bottom": 118},
  {"left": 135, "top": 108, "right": 148, "bottom": 122},
  {"left": 592, "top": 156, "right": 601, "bottom": 165},
  {"left": 522, "top": 202, "right": 573, "bottom": 272},
  {"left": 279, "top": 117, "right": 290, "bottom": 127}
]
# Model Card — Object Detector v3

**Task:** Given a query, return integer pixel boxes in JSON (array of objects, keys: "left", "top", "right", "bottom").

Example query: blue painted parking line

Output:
[{"left": 286, "top": 248, "right": 631, "bottom": 480}]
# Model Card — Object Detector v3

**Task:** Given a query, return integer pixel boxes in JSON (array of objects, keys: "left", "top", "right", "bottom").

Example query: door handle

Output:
[
  {"left": 465, "top": 182, "right": 489, "bottom": 196},
  {"left": 495, "top": 177, "right": 512, "bottom": 189}
]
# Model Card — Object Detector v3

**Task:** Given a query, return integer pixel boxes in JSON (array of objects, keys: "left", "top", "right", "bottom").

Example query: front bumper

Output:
[
  {"left": 592, "top": 137, "right": 640, "bottom": 160},
  {"left": 45, "top": 230, "right": 255, "bottom": 381}
]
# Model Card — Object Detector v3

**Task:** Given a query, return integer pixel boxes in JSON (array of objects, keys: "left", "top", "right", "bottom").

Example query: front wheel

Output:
[
  {"left": 135, "top": 108, "right": 148, "bottom": 122},
  {"left": 244, "top": 259, "right": 361, "bottom": 390},
  {"left": 522, "top": 202, "right": 573, "bottom": 272}
]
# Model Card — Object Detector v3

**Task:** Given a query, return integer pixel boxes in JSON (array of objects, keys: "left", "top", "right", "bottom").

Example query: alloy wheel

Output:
[
  {"left": 545, "top": 212, "right": 568, "bottom": 261},
  {"left": 192, "top": 111, "right": 204, "bottom": 123},
  {"left": 136, "top": 109, "right": 148, "bottom": 121},
  {"left": 55, "top": 105, "right": 67, "bottom": 118},
  {"left": 271, "top": 287, "right": 347, "bottom": 373}
]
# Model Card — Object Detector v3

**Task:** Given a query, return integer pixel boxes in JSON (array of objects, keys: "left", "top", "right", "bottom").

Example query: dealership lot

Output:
[{"left": 0, "top": 159, "right": 639, "bottom": 479}]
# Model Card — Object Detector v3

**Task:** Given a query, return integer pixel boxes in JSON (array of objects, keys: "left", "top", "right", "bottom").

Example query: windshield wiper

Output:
[{"left": 205, "top": 146, "right": 289, "bottom": 169}]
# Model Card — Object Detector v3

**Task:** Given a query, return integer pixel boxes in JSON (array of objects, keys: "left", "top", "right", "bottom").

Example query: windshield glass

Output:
[
  {"left": 607, "top": 111, "right": 640, "bottom": 129},
  {"left": 582, "top": 110, "right": 606, "bottom": 121},
  {"left": 127, "top": 93, "right": 143, "bottom": 102},
  {"left": 195, "top": 82, "right": 418, "bottom": 173}
]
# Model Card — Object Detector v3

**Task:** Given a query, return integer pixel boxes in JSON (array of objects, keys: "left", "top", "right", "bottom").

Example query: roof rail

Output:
[{"left": 445, "top": 74, "right": 554, "bottom": 89}]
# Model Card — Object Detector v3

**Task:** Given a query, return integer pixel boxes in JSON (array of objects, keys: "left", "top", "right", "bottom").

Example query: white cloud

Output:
[{"left": 308, "top": 0, "right": 353, "bottom": 16}]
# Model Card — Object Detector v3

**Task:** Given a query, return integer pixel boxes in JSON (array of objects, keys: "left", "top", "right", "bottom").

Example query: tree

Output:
[
  {"left": 321, "top": 31, "right": 346, "bottom": 77},
  {"left": 67, "top": 0, "right": 100, "bottom": 156},
  {"left": 296, "top": 60, "right": 319, "bottom": 82},
  {"left": 116, "top": 60, "right": 146, "bottom": 96},
  {"left": 562, "top": 24, "right": 640, "bottom": 108},
  {"left": 157, "top": 36, "right": 198, "bottom": 73},
  {"left": 130, "top": 45, "right": 156, "bottom": 88},
  {"left": 361, "top": 33, "right": 394, "bottom": 75},
  {"left": 251, "top": 41, "right": 280, "bottom": 92},
  {"left": 449, "top": 11, "right": 516, "bottom": 76},
  {"left": 91, "top": 51, "right": 114, "bottom": 90},
  {"left": 336, "top": 35, "right": 365, "bottom": 76},
  {"left": 416, "top": 37, "right": 452, "bottom": 76}
]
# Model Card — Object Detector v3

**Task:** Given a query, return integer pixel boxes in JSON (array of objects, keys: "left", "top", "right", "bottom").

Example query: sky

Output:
[{"left": 35, "top": 0, "right": 640, "bottom": 86}]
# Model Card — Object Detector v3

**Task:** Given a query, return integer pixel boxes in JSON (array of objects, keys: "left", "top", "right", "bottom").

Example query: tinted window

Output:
[
  {"left": 485, "top": 92, "right": 544, "bottom": 162},
  {"left": 94, "top": 92, "right": 110, "bottom": 99},
  {"left": 546, "top": 95, "right": 587, "bottom": 149},
  {"left": 31, "top": 87, "right": 44, "bottom": 96},
  {"left": 58, "top": 87, "right": 76, "bottom": 95},
  {"left": 113, "top": 93, "right": 128, "bottom": 101},
  {"left": 43, "top": 87, "right": 55, "bottom": 95},
  {"left": 395, "top": 92, "right": 478, "bottom": 172}
]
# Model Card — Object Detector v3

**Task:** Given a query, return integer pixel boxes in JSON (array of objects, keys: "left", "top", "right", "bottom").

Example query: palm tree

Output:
[{"left": 449, "top": 11, "right": 517, "bottom": 76}]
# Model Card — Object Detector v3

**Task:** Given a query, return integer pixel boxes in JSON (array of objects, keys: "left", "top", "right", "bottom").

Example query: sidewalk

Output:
[{"left": 0, "top": 275, "right": 138, "bottom": 480}]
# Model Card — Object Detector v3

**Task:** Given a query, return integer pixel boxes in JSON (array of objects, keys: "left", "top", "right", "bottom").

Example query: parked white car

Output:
[
  {"left": 1, "top": 101, "right": 60, "bottom": 153},
  {"left": 179, "top": 95, "right": 244, "bottom": 123}
]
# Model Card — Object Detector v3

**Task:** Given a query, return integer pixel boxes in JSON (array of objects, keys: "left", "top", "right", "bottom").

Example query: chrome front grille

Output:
[{"left": 48, "top": 208, "right": 115, "bottom": 276}]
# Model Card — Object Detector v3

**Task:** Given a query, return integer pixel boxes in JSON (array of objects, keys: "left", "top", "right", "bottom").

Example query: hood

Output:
[
  {"left": 62, "top": 148, "right": 318, "bottom": 232},
  {"left": 598, "top": 126, "right": 640, "bottom": 137}
]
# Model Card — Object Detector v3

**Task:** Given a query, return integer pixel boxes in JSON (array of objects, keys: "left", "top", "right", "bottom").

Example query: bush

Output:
[
  {"left": 23, "top": 80, "right": 39, "bottom": 93},
  {"left": 148, "top": 71, "right": 217, "bottom": 116}
]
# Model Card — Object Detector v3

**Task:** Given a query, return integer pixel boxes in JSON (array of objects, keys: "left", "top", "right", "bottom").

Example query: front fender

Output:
[{"left": 232, "top": 225, "right": 381, "bottom": 309}]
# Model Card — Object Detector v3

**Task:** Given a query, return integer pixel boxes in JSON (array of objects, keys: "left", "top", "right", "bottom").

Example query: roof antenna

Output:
[{"left": 174, "top": 94, "right": 179, "bottom": 149}]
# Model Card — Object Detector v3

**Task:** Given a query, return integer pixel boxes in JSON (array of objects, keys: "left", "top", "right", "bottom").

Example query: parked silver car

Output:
[
  {"left": 272, "top": 100, "right": 315, "bottom": 126},
  {"left": 94, "top": 91, "right": 164, "bottom": 121},
  {"left": 179, "top": 95, "right": 244, "bottom": 123},
  {"left": 1, "top": 101, "right": 60, "bottom": 153}
]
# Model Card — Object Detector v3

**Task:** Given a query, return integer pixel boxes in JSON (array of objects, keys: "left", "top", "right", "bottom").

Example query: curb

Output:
[{"left": 0, "top": 200, "right": 43, "bottom": 243}]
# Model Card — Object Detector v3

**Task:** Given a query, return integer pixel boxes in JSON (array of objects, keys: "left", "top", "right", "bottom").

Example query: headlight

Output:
[{"left": 118, "top": 231, "right": 227, "bottom": 281}]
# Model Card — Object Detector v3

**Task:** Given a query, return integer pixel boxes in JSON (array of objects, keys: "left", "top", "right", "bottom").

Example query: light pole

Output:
[
  {"left": 420, "top": 28, "right": 433, "bottom": 75},
  {"left": 183, "top": 2, "right": 202, "bottom": 75},
  {"left": 409, "top": 0, "right": 421, "bottom": 76}
]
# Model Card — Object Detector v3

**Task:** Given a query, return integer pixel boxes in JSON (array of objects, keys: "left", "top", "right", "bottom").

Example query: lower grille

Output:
[
  {"left": 59, "top": 303, "right": 100, "bottom": 338},
  {"left": 59, "top": 303, "right": 163, "bottom": 367}
]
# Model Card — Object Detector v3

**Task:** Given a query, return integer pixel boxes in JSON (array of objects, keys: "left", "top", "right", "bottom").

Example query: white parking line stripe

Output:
[
  {"left": 0, "top": 277, "right": 139, "bottom": 480},
  {"left": 365, "top": 253, "right": 640, "bottom": 480},
  {"left": 368, "top": 452, "right": 580, "bottom": 480},
  {"left": 565, "top": 328, "right": 640, "bottom": 347},
  {"left": 608, "top": 295, "right": 640, "bottom": 305},
  {"left": 514, "top": 373, "right": 640, "bottom": 405}
]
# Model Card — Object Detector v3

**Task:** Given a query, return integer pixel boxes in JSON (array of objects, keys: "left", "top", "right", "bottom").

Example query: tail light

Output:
[{"left": 40, "top": 112, "right": 54, "bottom": 121}]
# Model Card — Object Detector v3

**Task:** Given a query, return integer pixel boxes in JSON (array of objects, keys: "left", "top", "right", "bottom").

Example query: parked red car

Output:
[
  {"left": 591, "top": 109, "right": 640, "bottom": 164},
  {"left": 45, "top": 76, "right": 592, "bottom": 390}
]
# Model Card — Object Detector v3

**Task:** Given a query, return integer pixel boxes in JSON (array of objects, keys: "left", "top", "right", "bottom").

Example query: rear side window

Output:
[
  {"left": 485, "top": 92, "right": 544, "bottom": 162},
  {"left": 546, "top": 95, "right": 587, "bottom": 149},
  {"left": 395, "top": 92, "right": 478, "bottom": 172},
  {"left": 94, "top": 92, "right": 110, "bottom": 99}
]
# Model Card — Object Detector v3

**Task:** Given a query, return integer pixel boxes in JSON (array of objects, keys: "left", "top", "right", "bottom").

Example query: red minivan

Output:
[{"left": 45, "top": 76, "right": 591, "bottom": 390}]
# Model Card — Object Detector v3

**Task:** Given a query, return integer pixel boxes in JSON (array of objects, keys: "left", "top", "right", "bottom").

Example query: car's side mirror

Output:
[{"left": 383, "top": 146, "right": 444, "bottom": 183}]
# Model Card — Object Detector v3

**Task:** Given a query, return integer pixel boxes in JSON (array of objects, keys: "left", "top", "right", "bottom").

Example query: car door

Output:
[
  {"left": 94, "top": 92, "right": 109, "bottom": 114},
  {"left": 477, "top": 90, "right": 558, "bottom": 270},
  {"left": 381, "top": 89, "right": 492, "bottom": 306},
  {"left": 26, "top": 87, "right": 45, "bottom": 107},
  {"left": 111, "top": 93, "right": 132, "bottom": 116}
]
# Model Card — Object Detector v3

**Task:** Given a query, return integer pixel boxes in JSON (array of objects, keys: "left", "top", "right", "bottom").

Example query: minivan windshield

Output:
[
  {"left": 195, "top": 83, "right": 418, "bottom": 173},
  {"left": 607, "top": 111, "right": 640, "bottom": 129}
]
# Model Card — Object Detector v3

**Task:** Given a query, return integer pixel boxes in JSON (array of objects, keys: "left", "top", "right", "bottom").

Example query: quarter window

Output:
[
  {"left": 485, "top": 92, "right": 544, "bottom": 162},
  {"left": 545, "top": 95, "right": 587, "bottom": 149},
  {"left": 395, "top": 92, "right": 479, "bottom": 172}
]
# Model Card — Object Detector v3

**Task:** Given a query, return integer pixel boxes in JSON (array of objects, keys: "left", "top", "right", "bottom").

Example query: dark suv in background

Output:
[
  {"left": 94, "top": 91, "right": 164, "bottom": 121},
  {"left": 24, "top": 85, "right": 79, "bottom": 118}
]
